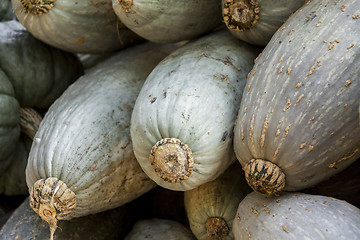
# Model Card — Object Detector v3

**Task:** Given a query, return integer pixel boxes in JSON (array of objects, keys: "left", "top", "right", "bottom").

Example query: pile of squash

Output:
[{"left": 0, "top": 0, "right": 359, "bottom": 239}]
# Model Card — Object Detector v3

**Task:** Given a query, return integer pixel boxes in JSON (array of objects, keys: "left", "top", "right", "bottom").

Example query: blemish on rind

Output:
[
  {"left": 249, "top": 114, "right": 255, "bottom": 140},
  {"left": 305, "top": 65, "right": 316, "bottom": 77},
  {"left": 260, "top": 115, "right": 269, "bottom": 149},
  {"left": 345, "top": 80, "right": 351, "bottom": 87},
  {"left": 295, "top": 94, "right": 305, "bottom": 104},
  {"left": 328, "top": 148, "right": 359, "bottom": 168}
]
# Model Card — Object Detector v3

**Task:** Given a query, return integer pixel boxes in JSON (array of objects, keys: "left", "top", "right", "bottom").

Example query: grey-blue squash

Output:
[
  {"left": 233, "top": 192, "right": 360, "bottom": 239},
  {"left": 233, "top": 0, "right": 360, "bottom": 195}
]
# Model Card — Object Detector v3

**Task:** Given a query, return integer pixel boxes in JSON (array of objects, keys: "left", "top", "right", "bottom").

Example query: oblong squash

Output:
[
  {"left": 233, "top": 192, "right": 360, "bottom": 239},
  {"left": 184, "top": 162, "right": 251, "bottom": 240},
  {"left": 222, "top": 0, "right": 305, "bottom": 46},
  {"left": 124, "top": 218, "right": 196, "bottom": 240},
  {"left": 233, "top": 0, "right": 360, "bottom": 195},
  {"left": 112, "top": 0, "right": 223, "bottom": 43},
  {"left": 0, "top": 20, "right": 82, "bottom": 195},
  {"left": 11, "top": 0, "right": 142, "bottom": 53},
  {"left": 130, "top": 30, "right": 260, "bottom": 191},
  {"left": 25, "top": 42, "right": 177, "bottom": 238}
]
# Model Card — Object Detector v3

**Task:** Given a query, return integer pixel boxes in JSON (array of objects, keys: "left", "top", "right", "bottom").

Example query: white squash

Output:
[
  {"left": 25, "top": 42, "right": 177, "bottom": 239},
  {"left": 130, "top": 30, "right": 260, "bottom": 191}
]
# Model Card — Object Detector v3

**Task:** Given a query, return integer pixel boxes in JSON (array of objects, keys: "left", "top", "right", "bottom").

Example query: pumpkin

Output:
[
  {"left": 0, "top": 20, "right": 83, "bottom": 195},
  {"left": 112, "top": 0, "right": 223, "bottom": 43},
  {"left": 130, "top": 30, "right": 260, "bottom": 191},
  {"left": 222, "top": 0, "right": 306, "bottom": 46},
  {"left": 0, "top": 0, "right": 13, "bottom": 21},
  {"left": 0, "top": 196, "right": 143, "bottom": 240},
  {"left": 304, "top": 158, "right": 360, "bottom": 208},
  {"left": 233, "top": 0, "right": 360, "bottom": 195},
  {"left": 184, "top": 161, "right": 251, "bottom": 240},
  {"left": 25, "top": 42, "right": 178, "bottom": 239},
  {"left": 232, "top": 192, "right": 360, "bottom": 239},
  {"left": 11, "top": 0, "right": 143, "bottom": 53},
  {"left": 124, "top": 218, "right": 196, "bottom": 240}
]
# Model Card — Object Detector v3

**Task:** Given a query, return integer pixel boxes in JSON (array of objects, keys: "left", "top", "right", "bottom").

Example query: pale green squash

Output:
[
  {"left": 125, "top": 218, "right": 196, "bottom": 240},
  {"left": 222, "top": 0, "right": 306, "bottom": 46},
  {"left": 130, "top": 30, "right": 260, "bottom": 191},
  {"left": 112, "top": 0, "right": 223, "bottom": 43},
  {"left": 25, "top": 42, "right": 177, "bottom": 239},
  {"left": 12, "top": 0, "right": 142, "bottom": 53},
  {"left": 184, "top": 162, "right": 252, "bottom": 240}
]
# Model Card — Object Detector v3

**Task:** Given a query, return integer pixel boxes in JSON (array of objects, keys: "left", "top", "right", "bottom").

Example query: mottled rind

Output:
[
  {"left": 233, "top": 0, "right": 360, "bottom": 192},
  {"left": 244, "top": 159, "right": 285, "bottom": 195},
  {"left": 233, "top": 192, "right": 360, "bottom": 239}
]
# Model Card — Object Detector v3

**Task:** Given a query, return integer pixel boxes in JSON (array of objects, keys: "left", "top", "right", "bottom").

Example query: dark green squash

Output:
[
  {"left": 0, "top": 20, "right": 83, "bottom": 195},
  {"left": 0, "top": 196, "right": 144, "bottom": 240},
  {"left": 233, "top": 0, "right": 360, "bottom": 195},
  {"left": 0, "top": 0, "right": 13, "bottom": 21}
]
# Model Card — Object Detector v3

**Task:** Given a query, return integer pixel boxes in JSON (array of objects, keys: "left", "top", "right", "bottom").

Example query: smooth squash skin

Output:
[
  {"left": 11, "top": 0, "right": 142, "bottom": 53},
  {"left": 222, "top": 0, "right": 306, "bottom": 46},
  {"left": 184, "top": 162, "right": 252, "bottom": 240},
  {"left": 233, "top": 0, "right": 360, "bottom": 195},
  {"left": 124, "top": 218, "right": 196, "bottom": 240},
  {"left": 112, "top": 0, "right": 223, "bottom": 43},
  {"left": 130, "top": 30, "right": 261, "bottom": 191},
  {"left": 232, "top": 192, "right": 360, "bottom": 239},
  {"left": 25, "top": 42, "right": 178, "bottom": 239},
  {"left": 0, "top": 20, "right": 83, "bottom": 196},
  {"left": 0, "top": 197, "right": 143, "bottom": 240}
]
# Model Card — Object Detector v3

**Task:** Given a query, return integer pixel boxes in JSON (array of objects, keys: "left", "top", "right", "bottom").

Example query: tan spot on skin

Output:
[
  {"left": 75, "top": 37, "right": 84, "bottom": 45},
  {"left": 296, "top": 82, "right": 302, "bottom": 88},
  {"left": 345, "top": 80, "right": 351, "bottom": 87},
  {"left": 305, "top": 66, "right": 316, "bottom": 77},
  {"left": 347, "top": 43, "right": 355, "bottom": 49}
]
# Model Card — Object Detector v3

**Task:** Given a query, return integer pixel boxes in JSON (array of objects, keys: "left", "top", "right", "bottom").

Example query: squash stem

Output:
[
  {"left": 206, "top": 217, "right": 230, "bottom": 239},
  {"left": 29, "top": 178, "right": 76, "bottom": 239},
  {"left": 149, "top": 138, "right": 194, "bottom": 183},
  {"left": 244, "top": 159, "right": 286, "bottom": 195},
  {"left": 20, "top": 0, "right": 54, "bottom": 16},
  {"left": 19, "top": 107, "right": 42, "bottom": 140},
  {"left": 223, "top": 0, "right": 260, "bottom": 32}
]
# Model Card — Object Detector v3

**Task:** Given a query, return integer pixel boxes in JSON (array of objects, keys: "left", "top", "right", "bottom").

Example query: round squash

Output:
[
  {"left": 0, "top": 0, "right": 13, "bottom": 21},
  {"left": 222, "top": 0, "right": 306, "bottom": 46},
  {"left": 25, "top": 42, "right": 177, "bottom": 239},
  {"left": 130, "top": 30, "right": 260, "bottom": 191},
  {"left": 124, "top": 218, "right": 196, "bottom": 240},
  {"left": 112, "top": 0, "right": 223, "bottom": 43},
  {"left": 233, "top": 0, "right": 360, "bottom": 195},
  {"left": 11, "top": 0, "right": 142, "bottom": 53},
  {"left": 0, "top": 20, "right": 83, "bottom": 195},
  {"left": 233, "top": 192, "right": 360, "bottom": 239},
  {"left": 184, "top": 161, "right": 251, "bottom": 240},
  {"left": 0, "top": 196, "right": 143, "bottom": 240}
]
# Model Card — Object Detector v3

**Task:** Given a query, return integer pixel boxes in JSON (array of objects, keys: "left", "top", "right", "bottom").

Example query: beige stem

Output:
[
  {"left": 30, "top": 178, "right": 76, "bottom": 240},
  {"left": 149, "top": 138, "right": 194, "bottom": 183},
  {"left": 244, "top": 159, "right": 286, "bottom": 195},
  {"left": 206, "top": 217, "right": 230, "bottom": 239},
  {"left": 19, "top": 107, "right": 42, "bottom": 140},
  {"left": 223, "top": 0, "right": 260, "bottom": 32}
]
